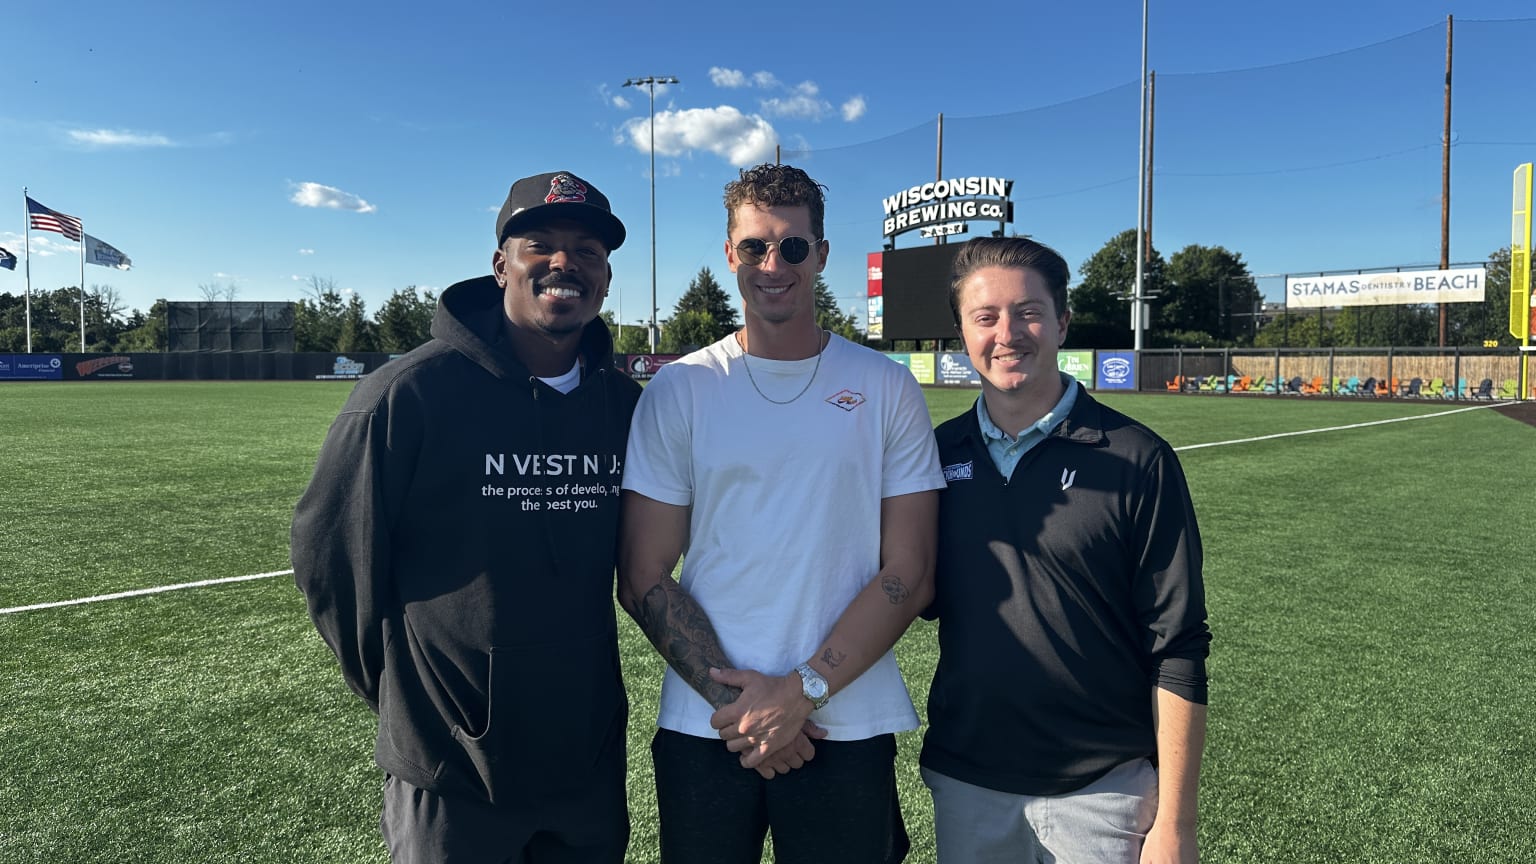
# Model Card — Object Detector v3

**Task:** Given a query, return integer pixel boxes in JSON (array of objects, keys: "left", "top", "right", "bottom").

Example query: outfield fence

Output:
[
  {"left": 2, "top": 346, "right": 1531, "bottom": 399},
  {"left": 1139, "top": 346, "right": 1533, "bottom": 399}
]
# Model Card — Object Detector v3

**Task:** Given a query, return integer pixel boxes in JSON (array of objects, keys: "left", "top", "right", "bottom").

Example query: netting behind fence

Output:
[
  {"left": 777, "top": 19, "right": 1535, "bottom": 342},
  {"left": 166, "top": 302, "right": 295, "bottom": 353}
]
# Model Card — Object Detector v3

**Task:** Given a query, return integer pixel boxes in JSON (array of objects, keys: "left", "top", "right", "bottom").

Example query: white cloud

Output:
[
  {"left": 761, "top": 95, "right": 831, "bottom": 120},
  {"left": 841, "top": 96, "right": 867, "bottom": 122},
  {"left": 710, "top": 67, "right": 747, "bottom": 88},
  {"left": 290, "top": 182, "right": 377, "bottom": 213},
  {"left": 2, "top": 232, "right": 74, "bottom": 258},
  {"left": 298, "top": 248, "right": 315, "bottom": 255},
  {"left": 213, "top": 272, "right": 234, "bottom": 279},
  {"left": 711, "top": 68, "right": 782, "bottom": 90},
  {"left": 598, "top": 83, "right": 631, "bottom": 110},
  {"left": 68, "top": 128, "right": 175, "bottom": 148},
  {"left": 619, "top": 106, "right": 777, "bottom": 168},
  {"left": 762, "top": 81, "right": 835, "bottom": 120}
]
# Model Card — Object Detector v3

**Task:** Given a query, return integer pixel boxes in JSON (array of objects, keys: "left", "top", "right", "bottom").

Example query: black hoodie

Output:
[{"left": 292, "top": 275, "right": 640, "bottom": 806}]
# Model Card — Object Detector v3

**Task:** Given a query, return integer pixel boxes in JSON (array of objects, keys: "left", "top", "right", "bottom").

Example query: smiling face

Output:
[
  {"left": 956, "top": 265, "right": 1071, "bottom": 398},
  {"left": 725, "top": 202, "right": 827, "bottom": 333},
  {"left": 493, "top": 218, "right": 611, "bottom": 340}
]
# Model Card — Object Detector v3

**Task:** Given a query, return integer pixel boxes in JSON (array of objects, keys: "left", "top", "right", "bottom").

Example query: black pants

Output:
[
  {"left": 651, "top": 728, "right": 909, "bottom": 864},
  {"left": 380, "top": 773, "right": 629, "bottom": 864}
]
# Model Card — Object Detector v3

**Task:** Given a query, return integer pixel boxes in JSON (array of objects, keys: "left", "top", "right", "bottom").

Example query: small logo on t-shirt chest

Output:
[{"left": 826, "top": 389, "right": 867, "bottom": 411}]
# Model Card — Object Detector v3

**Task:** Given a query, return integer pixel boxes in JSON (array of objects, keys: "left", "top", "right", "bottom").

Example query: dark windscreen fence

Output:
[{"left": 166, "top": 302, "right": 296, "bottom": 352}]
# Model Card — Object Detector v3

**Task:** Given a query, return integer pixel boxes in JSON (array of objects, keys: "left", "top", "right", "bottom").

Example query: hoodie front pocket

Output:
[{"left": 450, "top": 632, "right": 625, "bottom": 807}]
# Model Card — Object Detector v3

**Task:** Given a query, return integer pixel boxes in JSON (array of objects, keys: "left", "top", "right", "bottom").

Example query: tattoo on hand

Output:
[
  {"left": 821, "top": 648, "right": 847, "bottom": 669},
  {"left": 634, "top": 581, "right": 740, "bottom": 709},
  {"left": 881, "top": 573, "right": 910, "bottom": 605}
]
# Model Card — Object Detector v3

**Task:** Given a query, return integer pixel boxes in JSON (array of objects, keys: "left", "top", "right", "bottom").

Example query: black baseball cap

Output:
[{"left": 495, "top": 171, "right": 626, "bottom": 251}]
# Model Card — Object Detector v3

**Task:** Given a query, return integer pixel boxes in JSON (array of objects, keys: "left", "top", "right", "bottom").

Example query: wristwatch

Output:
[{"left": 794, "top": 662, "right": 831, "bottom": 710}]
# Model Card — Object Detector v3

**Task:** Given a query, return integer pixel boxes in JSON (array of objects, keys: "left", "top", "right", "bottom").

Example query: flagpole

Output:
[
  {"left": 23, "top": 188, "right": 32, "bottom": 354},
  {"left": 79, "top": 223, "right": 87, "bottom": 352}
]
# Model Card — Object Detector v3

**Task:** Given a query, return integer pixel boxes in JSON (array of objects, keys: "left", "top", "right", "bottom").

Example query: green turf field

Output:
[{"left": 2, "top": 381, "right": 1533, "bottom": 863}]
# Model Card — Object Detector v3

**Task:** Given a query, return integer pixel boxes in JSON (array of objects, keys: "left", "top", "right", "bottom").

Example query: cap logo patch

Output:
[{"left": 546, "top": 174, "right": 589, "bottom": 204}]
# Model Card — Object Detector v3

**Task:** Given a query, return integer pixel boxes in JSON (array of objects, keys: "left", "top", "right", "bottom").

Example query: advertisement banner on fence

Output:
[
  {"left": 74, "top": 355, "right": 138, "bottom": 379},
  {"left": 0, "top": 354, "right": 63, "bottom": 380},
  {"left": 1286, "top": 268, "right": 1486, "bottom": 309},
  {"left": 624, "top": 354, "right": 681, "bottom": 380},
  {"left": 1058, "top": 350, "right": 1095, "bottom": 386},
  {"left": 937, "top": 352, "right": 980, "bottom": 385},
  {"left": 1096, "top": 351, "right": 1136, "bottom": 390},
  {"left": 314, "top": 355, "right": 368, "bottom": 380},
  {"left": 906, "top": 353, "right": 936, "bottom": 384}
]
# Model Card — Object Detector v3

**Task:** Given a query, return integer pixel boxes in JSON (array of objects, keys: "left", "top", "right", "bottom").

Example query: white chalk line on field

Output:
[
  {"left": 1173, "top": 401, "right": 1511, "bottom": 452},
  {"left": 0, "top": 569, "right": 294, "bottom": 616},
  {"left": 2, "top": 401, "right": 1519, "bottom": 616}
]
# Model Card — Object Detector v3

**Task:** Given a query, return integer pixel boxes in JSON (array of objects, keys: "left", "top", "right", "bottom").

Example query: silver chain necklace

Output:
[{"left": 740, "top": 330, "right": 827, "bottom": 405}]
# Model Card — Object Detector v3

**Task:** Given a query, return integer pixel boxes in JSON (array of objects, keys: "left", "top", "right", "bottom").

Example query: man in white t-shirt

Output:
[{"left": 619, "top": 163, "right": 944, "bottom": 864}]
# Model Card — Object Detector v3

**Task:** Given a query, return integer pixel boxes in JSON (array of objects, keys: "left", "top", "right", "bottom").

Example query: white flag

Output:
[{"left": 84, "top": 233, "right": 132, "bottom": 270}]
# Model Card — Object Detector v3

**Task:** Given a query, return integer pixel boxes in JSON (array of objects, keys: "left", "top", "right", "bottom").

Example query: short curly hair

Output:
[{"left": 723, "top": 163, "right": 828, "bottom": 240}]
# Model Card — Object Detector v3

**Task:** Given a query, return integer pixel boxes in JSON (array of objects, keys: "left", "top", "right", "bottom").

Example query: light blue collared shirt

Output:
[{"left": 975, "top": 372, "right": 1079, "bottom": 481}]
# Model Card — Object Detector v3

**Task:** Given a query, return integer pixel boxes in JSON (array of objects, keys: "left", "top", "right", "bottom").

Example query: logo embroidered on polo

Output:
[
  {"left": 826, "top": 389, "right": 867, "bottom": 411},
  {"left": 1060, "top": 468, "right": 1077, "bottom": 490},
  {"left": 943, "top": 461, "right": 974, "bottom": 482}
]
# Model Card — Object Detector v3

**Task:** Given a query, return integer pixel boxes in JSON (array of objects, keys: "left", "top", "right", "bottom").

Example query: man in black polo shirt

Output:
[{"left": 921, "top": 236, "right": 1211, "bottom": 864}]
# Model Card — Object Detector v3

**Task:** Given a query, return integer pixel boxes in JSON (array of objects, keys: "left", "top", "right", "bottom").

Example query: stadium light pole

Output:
[
  {"left": 1133, "top": 0, "right": 1148, "bottom": 351},
  {"left": 624, "top": 75, "right": 678, "bottom": 353}
]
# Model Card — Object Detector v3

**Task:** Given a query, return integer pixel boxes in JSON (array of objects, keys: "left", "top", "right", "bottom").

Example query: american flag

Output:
[
  {"left": 0, "top": 245, "right": 16, "bottom": 270},
  {"left": 26, "top": 196, "right": 83, "bottom": 242}
]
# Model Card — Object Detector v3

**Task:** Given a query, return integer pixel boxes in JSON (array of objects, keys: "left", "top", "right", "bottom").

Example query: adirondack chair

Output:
[
  {"left": 1469, "top": 378, "right": 1494, "bottom": 400},
  {"left": 1301, "top": 376, "right": 1325, "bottom": 395},
  {"left": 1166, "top": 375, "right": 1185, "bottom": 392},
  {"left": 1375, "top": 377, "right": 1395, "bottom": 397},
  {"left": 1452, "top": 378, "right": 1469, "bottom": 399},
  {"left": 1498, "top": 379, "right": 1518, "bottom": 399},
  {"left": 1401, "top": 377, "right": 1423, "bottom": 398},
  {"left": 1284, "top": 376, "right": 1305, "bottom": 395},
  {"left": 1360, "top": 376, "right": 1377, "bottom": 397},
  {"left": 1340, "top": 375, "right": 1362, "bottom": 396},
  {"left": 1233, "top": 375, "right": 1253, "bottom": 392},
  {"left": 1424, "top": 378, "right": 1447, "bottom": 398},
  {"left": 1198, "top": 375, "right": 1220, "bottom": 392},
  {"left": 1251, "top": 375, "right": 1270, "bottom": 393}
]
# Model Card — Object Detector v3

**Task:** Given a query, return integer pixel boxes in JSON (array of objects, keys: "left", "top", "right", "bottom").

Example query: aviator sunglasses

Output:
[{"left": 734, "top": 236, "right": 822, "bottom": 266}]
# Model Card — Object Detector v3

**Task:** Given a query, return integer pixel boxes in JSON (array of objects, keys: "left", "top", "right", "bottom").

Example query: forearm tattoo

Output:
[
  {"left": 821, "top": 647, "right": 847, "bottom": 669},
  {"left": 881, "top": 572, "right": 911, "bottom": 605},
  {"left": 634, "top": 580, "right": 741, "bottom": 709}
]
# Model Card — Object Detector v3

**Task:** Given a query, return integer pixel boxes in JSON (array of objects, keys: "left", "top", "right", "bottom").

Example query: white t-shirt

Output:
[
  {"left": 536, "top": 358, "right": 582, "bottom": 394},
  {"left": 623, "top": 332, "right": 945, "bottom": 740}
]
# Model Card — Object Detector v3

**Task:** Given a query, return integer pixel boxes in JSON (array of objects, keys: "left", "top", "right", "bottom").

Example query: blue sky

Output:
[{"left": 4, "top": 1, "right": 1534, "bottom": 333}]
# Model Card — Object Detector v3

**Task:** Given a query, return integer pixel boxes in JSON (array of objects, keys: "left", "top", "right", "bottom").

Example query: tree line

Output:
[
  {"left": 1067, "top": 229, "right": 1520, "bottom": 349},
  {"left": 2, "top": 235, "right": 1518, "bottom": 356},
  {"left": 608, "top": 266, "right": 863, "bottom": 356},
  {"left": 0, "top": 278, "right": 438, "bottom": 355}
]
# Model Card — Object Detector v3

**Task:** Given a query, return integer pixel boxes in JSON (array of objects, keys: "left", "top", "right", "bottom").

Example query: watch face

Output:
[
  {"left": 805, "top": 676, "right": 828, "bottom": 699},
  {"left": 799, "top": 665, "right": 828, "bottom": 701}
]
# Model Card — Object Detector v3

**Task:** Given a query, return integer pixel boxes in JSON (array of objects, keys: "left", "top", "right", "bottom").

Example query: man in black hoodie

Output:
[{"left": 292, "top": 171, "right": 641, "bottom": 863}]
